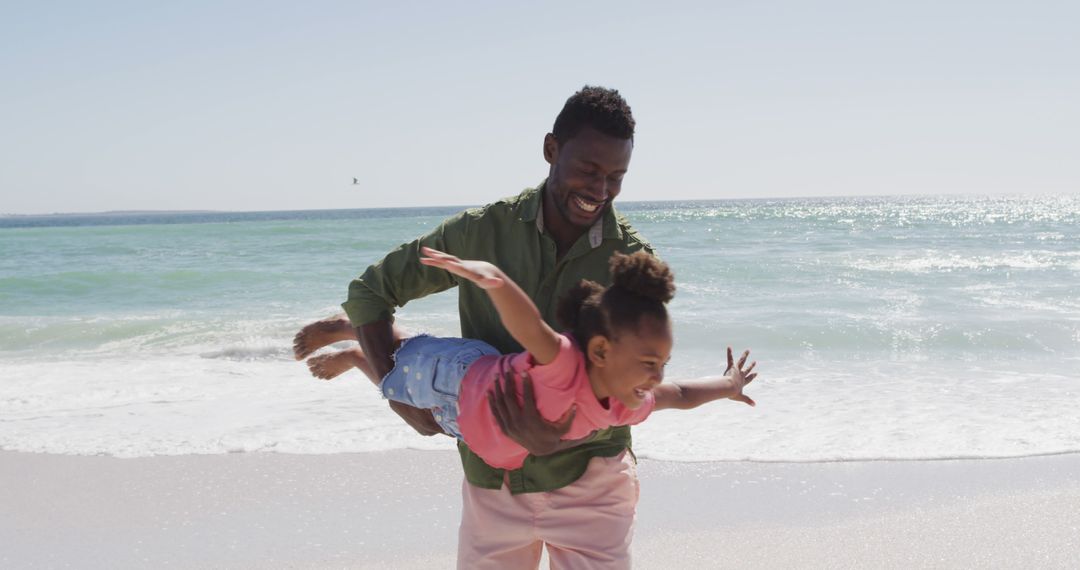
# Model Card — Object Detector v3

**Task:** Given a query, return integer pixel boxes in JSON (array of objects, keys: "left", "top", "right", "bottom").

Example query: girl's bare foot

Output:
[
  {"left": 293, "top": 315, "right": 357, "bottom": 360},
  {"left": 307, "top": 349, "right": 360, "bottom": 380},
  {"left": 306, "top": 347, "right": 379, "bottom": 383}
]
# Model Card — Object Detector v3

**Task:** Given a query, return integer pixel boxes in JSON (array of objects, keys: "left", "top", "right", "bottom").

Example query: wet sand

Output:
[{"left": 2, "top": 450, "right": 1078, "bottom": 568}]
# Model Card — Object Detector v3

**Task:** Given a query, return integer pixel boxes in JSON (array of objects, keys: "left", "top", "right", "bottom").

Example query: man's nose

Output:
[{"left": 587, "top": 173, "right": 607, "bottom": 198}]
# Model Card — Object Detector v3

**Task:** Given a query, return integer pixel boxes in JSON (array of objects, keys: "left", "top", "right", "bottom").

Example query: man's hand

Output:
[
  {"left": 487, "top": 370, "right": 592, "bottom": 456},
  {"left": 389, "top": 401, "right": 446, "bottom": 436}
]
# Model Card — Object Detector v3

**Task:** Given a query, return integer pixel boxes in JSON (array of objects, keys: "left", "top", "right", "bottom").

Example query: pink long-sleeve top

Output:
[{"left": 457, "top": 334, "right": 655, "bottom": 470}]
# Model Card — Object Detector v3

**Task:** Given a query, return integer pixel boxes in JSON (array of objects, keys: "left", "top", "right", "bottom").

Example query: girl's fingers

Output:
[
  {"left": 726, "top": 347, "right": 734, "bottom": 372},
  {"left": 419, "top": 257, "right": 454, "bottom": 270},
  {"left": 745, "top": 373, "right": 758, "bottom": 384},
  {"left": 421, "top": 257, "right": 484, "bottom": 283},
  {"left": 420, "top": 248, "right": 464, "bottom": 268},
  {"left": 743, "top": 361, "right": 757, "bottom": 375},
  {"left": 737, "top": 350, "right": 749, "bottom": 369},
  {"left": 420, "top": 246, "right": 452, "bottom": 259}
]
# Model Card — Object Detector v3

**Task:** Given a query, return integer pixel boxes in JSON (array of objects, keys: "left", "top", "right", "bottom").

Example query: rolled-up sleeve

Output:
[{"left": 341, "top": 213, "right": 468, "bottom": 327}]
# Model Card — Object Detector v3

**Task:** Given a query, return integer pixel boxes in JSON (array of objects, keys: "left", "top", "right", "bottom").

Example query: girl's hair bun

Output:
[{"left": 608, "top": 251, "right": 675, "bottom": 303}]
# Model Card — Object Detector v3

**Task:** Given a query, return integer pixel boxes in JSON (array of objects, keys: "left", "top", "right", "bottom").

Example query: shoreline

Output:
[{"left": 4, "top": 450, "right": 1079, "bottom": 568}]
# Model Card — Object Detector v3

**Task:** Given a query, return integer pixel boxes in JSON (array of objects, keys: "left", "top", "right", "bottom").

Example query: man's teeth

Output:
[
  {"left": 574, "top": 196, "right": 599, "bottom": 213},
  {"left": 634, "top": 388, "right": 646, "bottom": 398}
]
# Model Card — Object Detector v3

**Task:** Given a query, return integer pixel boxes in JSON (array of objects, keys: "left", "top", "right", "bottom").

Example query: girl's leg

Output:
[
  {"left": 307, "top": 347, "right": 375, "bottom": 382},
  {"left": 293, "top": 314, "right": 356, "bottom": 360},
  {"left": 303, "top": 323, "right": 411, "bottom": 385}
]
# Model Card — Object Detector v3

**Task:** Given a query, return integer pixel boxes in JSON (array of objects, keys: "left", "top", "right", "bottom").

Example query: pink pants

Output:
[{"left": 457, "top": 451, "right": 640, "bottom": 570}]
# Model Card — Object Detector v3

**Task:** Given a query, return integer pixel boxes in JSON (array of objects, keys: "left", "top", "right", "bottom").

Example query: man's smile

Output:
[{"left": 572, "top": 195, "right": 604, "bottom": 214}]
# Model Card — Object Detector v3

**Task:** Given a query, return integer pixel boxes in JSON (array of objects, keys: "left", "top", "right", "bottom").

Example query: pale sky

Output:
[{"left": 2, "top": 1, "right": 1078, "bottom": 214}]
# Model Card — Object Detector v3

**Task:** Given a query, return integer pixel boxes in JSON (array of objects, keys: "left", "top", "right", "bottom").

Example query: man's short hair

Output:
[{"left": 552, "top": 86, "right": 635, "bottom": 145}]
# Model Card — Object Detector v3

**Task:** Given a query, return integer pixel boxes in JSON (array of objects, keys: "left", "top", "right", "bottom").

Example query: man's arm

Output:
[
  {"left": 342, "top": 219, "right": 462, "bottom": 328},
  {"left": 343, "top": 219, "right": 464, "bottom": 436},
  {"left": 356, "top": 319, "right": 445, "bottom": 436}
]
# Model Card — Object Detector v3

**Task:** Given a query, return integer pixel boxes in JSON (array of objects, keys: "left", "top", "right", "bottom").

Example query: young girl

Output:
[{"left": 308, "top": 246, "right": 757, "bottom": 470}]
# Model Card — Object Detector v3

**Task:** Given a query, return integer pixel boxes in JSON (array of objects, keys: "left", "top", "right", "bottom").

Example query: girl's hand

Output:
[
  {"left": 419, "top": 247, "right": 505, "bottom": 289},
  {"left": 725, "top": 347, "right": 758, "bottom": 407}
]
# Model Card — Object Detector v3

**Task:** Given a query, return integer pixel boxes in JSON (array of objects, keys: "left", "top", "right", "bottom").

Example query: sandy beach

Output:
[{"left": 3, "top": 450, "right": 1078, "bottom": 569}]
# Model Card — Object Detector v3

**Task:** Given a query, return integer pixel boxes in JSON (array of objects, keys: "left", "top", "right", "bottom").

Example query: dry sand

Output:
[{"left": 2, "top": 450, "right": 1078, "bottom": 569}]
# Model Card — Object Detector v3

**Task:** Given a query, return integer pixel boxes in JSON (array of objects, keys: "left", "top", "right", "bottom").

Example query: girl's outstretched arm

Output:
[
  {"left": 653, "top": 347, "right": 758, "bottom": 410},
  {"left": 419, "top": 247, "right": 562, "bottom": 364}
]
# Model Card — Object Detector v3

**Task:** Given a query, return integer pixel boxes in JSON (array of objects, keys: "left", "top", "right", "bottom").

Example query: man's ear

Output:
[
  {"left": 587, "top": 336, "right": 610, "bottom": 367},
  {"left": 543, "top": 133, "right": 559, "bottom": 165}
]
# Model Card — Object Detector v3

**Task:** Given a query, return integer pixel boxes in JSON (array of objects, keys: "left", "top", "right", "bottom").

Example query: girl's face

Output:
[{"left": 587, "top": 316, "right": 673, "bottom": 409}]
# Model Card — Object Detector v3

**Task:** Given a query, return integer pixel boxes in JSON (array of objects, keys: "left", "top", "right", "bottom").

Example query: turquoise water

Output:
[{"left": 2, "top": 196, "right": 1079, "bottom": 460}]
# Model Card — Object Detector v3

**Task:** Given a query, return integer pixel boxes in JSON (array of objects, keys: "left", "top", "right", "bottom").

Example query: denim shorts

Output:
[{"left": 380, "top": 334, "right": 500, "bottom": 439}]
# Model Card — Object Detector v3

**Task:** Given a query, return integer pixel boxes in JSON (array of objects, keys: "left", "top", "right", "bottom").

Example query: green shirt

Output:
[{"left": 342, "top": 181, "right": 655, "bottom": 493}]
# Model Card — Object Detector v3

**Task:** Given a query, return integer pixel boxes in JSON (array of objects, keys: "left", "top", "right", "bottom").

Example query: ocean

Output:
[{"left": 2, "top": 195, "right": 1078, "bottom": 462}]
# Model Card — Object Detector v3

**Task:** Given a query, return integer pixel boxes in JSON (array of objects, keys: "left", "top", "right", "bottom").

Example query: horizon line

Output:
[{"left": 4, "top": 190, "right": 1072, "bottom": 218}]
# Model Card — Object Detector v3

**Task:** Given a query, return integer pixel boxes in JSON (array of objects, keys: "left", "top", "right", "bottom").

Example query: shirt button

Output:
[
  {"left": 416, "top": 372, "right": 422, "bottom": 380},
  {"left": 435, "top": 414, "right": 443, "bottom": 422},
  {"left": 403, "top": 366, "right": 410, "bottom": 373},
  {"left": 387, "top": 388, "right": 395, "bottom": 396}
]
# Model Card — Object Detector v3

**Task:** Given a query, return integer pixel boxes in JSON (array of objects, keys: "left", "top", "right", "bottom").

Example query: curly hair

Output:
[
  {"left": 556, "top": 252, "right": 674, "bottom": 346},
  {"left": 551, "top": 85, "right": 635, "bottom": 146}
]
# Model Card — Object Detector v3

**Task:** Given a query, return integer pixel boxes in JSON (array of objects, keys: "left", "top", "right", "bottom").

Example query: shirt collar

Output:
[{"left": 524, "top": 179, "right": 621, "bottom": 249}]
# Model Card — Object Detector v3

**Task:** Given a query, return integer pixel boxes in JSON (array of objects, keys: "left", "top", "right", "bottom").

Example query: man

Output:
[{"left": 299, "top": 86, "right": 654, "bottom": 568}]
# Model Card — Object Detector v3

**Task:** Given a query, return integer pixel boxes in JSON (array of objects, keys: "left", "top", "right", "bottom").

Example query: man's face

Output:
[{"left": 544, "top": 127, "right": 633, "bottom": 229}]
